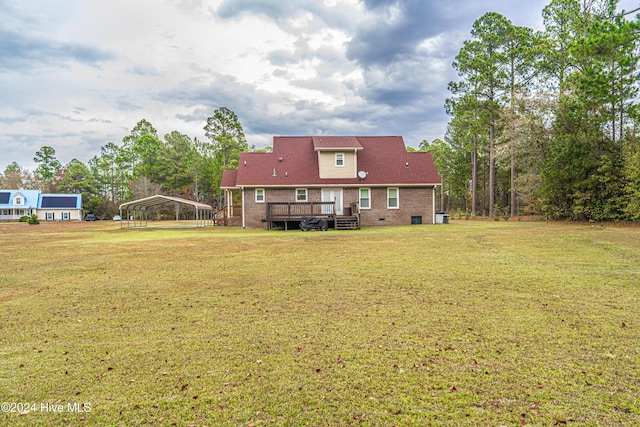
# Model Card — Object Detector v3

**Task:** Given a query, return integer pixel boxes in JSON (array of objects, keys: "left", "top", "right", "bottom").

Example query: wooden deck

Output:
[{"left": 266, "top": 202, "right": 360, "bottom": 230}]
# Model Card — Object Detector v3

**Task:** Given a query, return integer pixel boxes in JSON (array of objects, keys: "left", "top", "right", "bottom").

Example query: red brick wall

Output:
[
  {"left": 243, "top": 188, "right": 269, "bottom": 228},
  {"left": 349, "top": 187, "right": 435, "bottom": 226},
  {"left": 242, "top": 186, "right": 435, "bottom": 228}
]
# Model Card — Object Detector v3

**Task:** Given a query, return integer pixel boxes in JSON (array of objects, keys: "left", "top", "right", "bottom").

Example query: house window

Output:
[
  {"left": 255, "top": 188, "right": 265, "bottom": 203},
  {"left": 335, "top": 153, "right": 345, "bottom": 167},
  {"left": 46, "top": 212, "right": 54, "bottom": 220},
  {"left": 359, "top": 188, "right": 370, "bottom": 209},
  {"left": 15, "top": 196, "right": 22, "bottom": 205},
  {"left": 62, "top": 212, "right": 70, "bottom": 220},
  {"left": 296, "top": 188, "right": 308, "bottom": 202},
  {"left": 387, "top": 188, "right": 399, "bottom": 209}
]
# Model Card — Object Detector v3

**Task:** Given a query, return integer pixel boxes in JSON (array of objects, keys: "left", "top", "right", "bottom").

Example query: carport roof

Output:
[{"left": 119, "top": 195, "right": 213, "bottom": 211}]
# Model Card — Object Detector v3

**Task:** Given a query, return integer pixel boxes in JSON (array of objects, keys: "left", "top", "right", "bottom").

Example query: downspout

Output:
[{"left": 432, "top": 186, "right": 436, "bottom": 224}]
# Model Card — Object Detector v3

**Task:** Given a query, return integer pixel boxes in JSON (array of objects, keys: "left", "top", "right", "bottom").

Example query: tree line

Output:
[
  {"left": 4, "top": 0, "right": 639, "bottom": 222},
  {"left": 427, "top": 0, "right": 640, "bottom": 221},
  {"left": 0, "top": 107, "right": 252, "bottom": 219}
]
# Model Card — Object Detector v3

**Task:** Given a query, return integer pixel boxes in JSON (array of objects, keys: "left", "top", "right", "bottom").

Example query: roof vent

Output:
[
  {"left": 285, "top": 171, "right": 288, "bottom": 178},
  {"left": 272, "top": 168, "right": 277, "bottom": 177},
  {"left": 405, "top": 162, "right": 409, "bottom": 168},
  {"left": 279, "top": 157, "right": 283, "bottom": 162},
  {"left": 243, "top": 160, "right": 247, "bottom": 166}
]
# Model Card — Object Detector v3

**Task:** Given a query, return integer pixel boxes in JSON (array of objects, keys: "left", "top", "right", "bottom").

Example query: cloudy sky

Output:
[{"left": 1, "top": 0, "right": 638, "bottom": 172}]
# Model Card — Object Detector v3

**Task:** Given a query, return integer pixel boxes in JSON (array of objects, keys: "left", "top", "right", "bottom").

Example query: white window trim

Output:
[
  {"left": 387, "top": 187, "right": 399, "bottom": 209},
  {"left": 359, "top": 188, "right": 371, "bottom": 210},
  {"left": 14, "top": 196, "right": 23, "bottom": 206},
  {"left": 255, "top": 188, "right": 265, "bottom": 203},
  {"left": 46, "top": 212, "right": 54, "bottom": 220},
  {"left": 296, "top": 188, "right": 308, "bottom": 202},
  {"left": 335, "top": 152, "right": 345, "bottom": 167},
  {"left": 62, "top": 212, "right": 71, "bottom": 220}
]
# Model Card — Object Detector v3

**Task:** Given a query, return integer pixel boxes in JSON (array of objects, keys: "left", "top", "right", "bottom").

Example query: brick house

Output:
[{"left": 220, "top": 136, "right": 440, "bottom": 229}]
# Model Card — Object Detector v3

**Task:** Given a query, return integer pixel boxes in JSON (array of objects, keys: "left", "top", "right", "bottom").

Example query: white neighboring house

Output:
[{"left": 0, "top": 190, "right": 83, "bottom": 222}]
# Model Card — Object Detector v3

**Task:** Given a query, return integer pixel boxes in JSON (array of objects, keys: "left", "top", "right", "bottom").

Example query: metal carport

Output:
[{"left": 119, "top": 195, "right": 213, "bottom": 228}]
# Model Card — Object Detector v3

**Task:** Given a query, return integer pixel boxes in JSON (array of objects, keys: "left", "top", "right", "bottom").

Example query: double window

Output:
[{"left": 335, "top": 153, "right": 345, "bottom": 167}]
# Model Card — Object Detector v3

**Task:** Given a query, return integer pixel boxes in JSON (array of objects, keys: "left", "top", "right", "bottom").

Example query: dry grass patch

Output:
[{"left": 0, "top": 221, "right": 639, "bottom": 426}]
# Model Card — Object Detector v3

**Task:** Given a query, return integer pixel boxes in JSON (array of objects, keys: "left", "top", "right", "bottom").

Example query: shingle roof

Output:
[
  {"left": 220, "top": 169, "right": 238, "bottom": 189},
  {"left": 221, "top": 136, "right": 441, "bottom": 188},
  {"left": 312, "top": 136, "right": 363, "bottom": 150}
]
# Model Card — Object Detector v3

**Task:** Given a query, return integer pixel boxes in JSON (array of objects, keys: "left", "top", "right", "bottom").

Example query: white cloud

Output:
[{"left": 2, "top": 0, "right": 639, "bottom": 171}]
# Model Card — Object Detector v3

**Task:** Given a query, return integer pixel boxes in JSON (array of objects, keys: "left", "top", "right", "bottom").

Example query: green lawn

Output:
[{"left": 1, "top": 221, "right": 639, "bottom": 426}]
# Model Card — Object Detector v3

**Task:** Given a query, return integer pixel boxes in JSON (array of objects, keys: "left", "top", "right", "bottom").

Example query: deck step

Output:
[{"left": 335, "top": 215, "right": 360, "bottom": 230}]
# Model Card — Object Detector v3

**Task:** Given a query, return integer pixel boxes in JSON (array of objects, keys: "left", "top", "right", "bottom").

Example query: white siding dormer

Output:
[
  {"left": 14, "top": 193, "right": 24, "bottom": 206},
  {"left": 318, "top": 150, "right": 357, "bottom": 179}
]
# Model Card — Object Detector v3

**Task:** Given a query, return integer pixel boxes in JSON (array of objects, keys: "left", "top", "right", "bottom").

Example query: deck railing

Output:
[
  {"left": 349, "top": 201, "right": 360, "bottom": 216},
  {"left": 267, "top": 202, "right": 336, "bottom": 221},
  {"left": 213, "top": 204, "right": 241, "bottom": 226}
]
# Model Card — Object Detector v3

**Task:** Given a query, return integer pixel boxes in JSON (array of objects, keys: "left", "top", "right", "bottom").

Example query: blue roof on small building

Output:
[
  {"left": 0, "top": 190, "right": 42, "bottom": 208},
  {"left": 0, "top": 190, "right": 81, "bottom": 209}
]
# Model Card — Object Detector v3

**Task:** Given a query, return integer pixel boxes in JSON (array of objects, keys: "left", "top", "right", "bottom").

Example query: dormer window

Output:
[
  {"left": 14, "top": 195, "right": 23, "bottom": 205},
  {"left": 335, "top": 153, "right": 345, "bottom": 167}
]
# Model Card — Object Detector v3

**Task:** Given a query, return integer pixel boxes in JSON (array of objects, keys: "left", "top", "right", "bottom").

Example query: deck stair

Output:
[
  {"left": 213, "top": 207, "right": 227, "bottom": 226},
  {"left": 335, "top": 215, "right": 360, "bottom": 230},
  {"left": 213, "top": 205, "right": 241, "bottom": 226}
]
